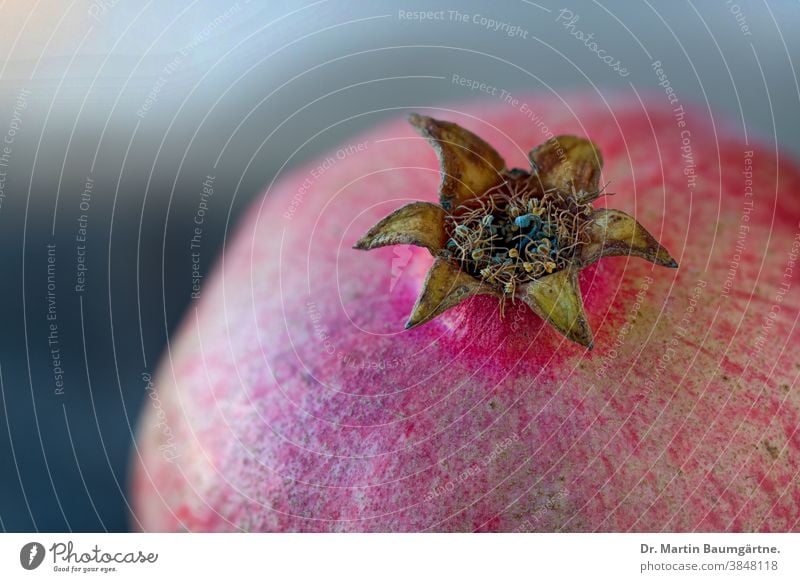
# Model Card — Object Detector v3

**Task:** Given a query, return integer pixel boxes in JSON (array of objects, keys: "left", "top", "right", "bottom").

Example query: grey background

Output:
[{"left": 0, "top": 0, "right": 798, "bottom": 531}]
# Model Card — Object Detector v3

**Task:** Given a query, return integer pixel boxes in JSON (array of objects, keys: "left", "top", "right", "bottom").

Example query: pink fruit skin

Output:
[{"left": 131, "top": 95, "right": 800, "bottom": 532}]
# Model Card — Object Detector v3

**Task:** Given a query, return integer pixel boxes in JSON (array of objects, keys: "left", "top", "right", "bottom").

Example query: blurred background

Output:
[{"left": 0, "top": 0, "right": 798, "bottom": 532}]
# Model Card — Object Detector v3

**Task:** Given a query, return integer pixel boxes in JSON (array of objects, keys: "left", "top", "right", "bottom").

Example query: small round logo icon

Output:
[{"left": 20, "top": 542, "right": 45, "bottom": 570}]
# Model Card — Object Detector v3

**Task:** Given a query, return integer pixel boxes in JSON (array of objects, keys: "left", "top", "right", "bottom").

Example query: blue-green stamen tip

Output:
[
  {"left": 446, "top": 238, "right": 457, "bottom": 248},
  {"left": 514, "top": 214, "right": 535, "bottom": 228}
]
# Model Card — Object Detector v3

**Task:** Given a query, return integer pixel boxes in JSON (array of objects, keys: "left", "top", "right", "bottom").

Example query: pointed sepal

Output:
[
  {"left": 579, "top": 208, "right": 678, "bottom": 268},
  {"left": 353, "top": 202, "right": 448, "bottom": 255},
  {"left": 529, "top": 135, "right": 603, "bottom": 195},
  {"left": 519, "top": 267, "right": 594, "bottom": 348},
  {"left": 406, "top": 257, "right": 499, "bottom": 328},
  {"left": 408, "top": 114, "right": 506, "bottom": 212}
]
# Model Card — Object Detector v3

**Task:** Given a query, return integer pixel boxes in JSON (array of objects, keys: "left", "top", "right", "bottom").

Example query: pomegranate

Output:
[{"left": 131, "top": 95, "right": 800, "bottom": 532}]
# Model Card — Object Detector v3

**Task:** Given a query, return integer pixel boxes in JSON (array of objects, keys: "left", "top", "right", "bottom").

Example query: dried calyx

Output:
[{"left": 354, "top": 113, "right": 677, "bottom": 348}]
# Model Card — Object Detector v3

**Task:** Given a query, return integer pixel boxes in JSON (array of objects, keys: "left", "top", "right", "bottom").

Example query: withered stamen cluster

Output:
[{"left": 444, "top": 179, "right": 598, "bottom": 297}]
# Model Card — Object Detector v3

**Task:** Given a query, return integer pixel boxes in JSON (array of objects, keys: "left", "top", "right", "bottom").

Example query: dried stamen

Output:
[{"left": 445, "top": 171, "right": 596, "bottom": 295}]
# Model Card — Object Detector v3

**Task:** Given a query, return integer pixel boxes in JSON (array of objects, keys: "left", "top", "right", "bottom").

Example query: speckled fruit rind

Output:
[{"left": 131, "top": 95, "right": 800, "bottom": 532}]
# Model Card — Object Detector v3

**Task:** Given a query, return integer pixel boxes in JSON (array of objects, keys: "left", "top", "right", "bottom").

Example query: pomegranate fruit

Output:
[{"left": 131, "top": 95, "right": 800, "bottom": 532}]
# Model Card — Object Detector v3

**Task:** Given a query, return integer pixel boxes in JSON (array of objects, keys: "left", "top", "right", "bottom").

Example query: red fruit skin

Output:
[{"left": 131, "top": 96, "right": 800, "bottom": 532}]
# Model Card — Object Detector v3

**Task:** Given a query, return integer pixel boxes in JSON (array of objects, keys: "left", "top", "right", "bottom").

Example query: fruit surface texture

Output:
[{"left": 132, "top": 96, "right": 800, "bottom": 532}]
